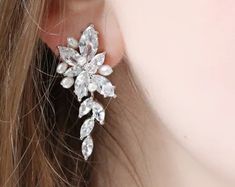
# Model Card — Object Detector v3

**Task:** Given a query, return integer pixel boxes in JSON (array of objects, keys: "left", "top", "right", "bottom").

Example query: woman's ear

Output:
[{"left": 40, "top": 0, "right": 124, "bottom": 67}]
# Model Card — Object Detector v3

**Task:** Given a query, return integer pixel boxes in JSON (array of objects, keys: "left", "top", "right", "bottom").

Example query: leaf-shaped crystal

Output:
[
  {"left": 91, "top": 52, "right": 106, "bottom": 66},
  {"left": 84, "top": 52, "right": 106, "bottom": 75},
  {"left": 80, "top": 118, "right": 95, "bottom": 140},
  {"left": 74, "top": 71, "right": 89, "bottom": 101},
  {"left": 79, "top": 25, "right": 98, "bottom": 61},
  {"left": 82, "top": 136, "right": 93, "bottom": 160},
  {"left": 64, "top": 65, "right": 82, "bottom": 77},
  {"left": 58, "top": 46, "right": 81, "bottom": 66},
  {"left": 79, "top": 97, "right": 93, "bottom": 118},
  {"left": 91, "top": 75, "right": 116, "bottom": 98},
  {"left": 92, "top": 101, "right": 105, "bottom": 124}
]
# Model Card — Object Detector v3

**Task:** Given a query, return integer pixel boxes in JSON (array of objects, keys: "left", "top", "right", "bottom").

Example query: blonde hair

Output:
[{"left": 0, "top": 1, "right": 149, "bottom": 186}]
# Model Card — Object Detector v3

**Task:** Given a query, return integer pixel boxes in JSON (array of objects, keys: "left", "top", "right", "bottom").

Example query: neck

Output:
[
  {"left": 94, "top": 109, "right": 228, "bottom": 187},
  {"left": 142, "top": 123, "right": 228, "bottom": 187}
]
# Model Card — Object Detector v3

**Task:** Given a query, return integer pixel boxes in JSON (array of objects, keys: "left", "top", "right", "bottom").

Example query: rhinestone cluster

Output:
[{"left": 56, "top": 25, "right": 116, "bottom": 160}]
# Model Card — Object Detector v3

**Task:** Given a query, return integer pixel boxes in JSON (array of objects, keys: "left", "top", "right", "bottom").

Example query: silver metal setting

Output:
[{"left": 56, "top": 24, "right": 116, "bottom": 160}]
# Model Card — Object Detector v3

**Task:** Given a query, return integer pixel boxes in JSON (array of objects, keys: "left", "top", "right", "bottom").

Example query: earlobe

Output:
[{"left": 40, "top": 0, "right": 124, "bottom": 67}]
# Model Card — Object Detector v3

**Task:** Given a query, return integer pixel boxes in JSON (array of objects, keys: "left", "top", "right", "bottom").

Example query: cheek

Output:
[{"left": 111, "top": 0, "right": 235, "bottom": 182}]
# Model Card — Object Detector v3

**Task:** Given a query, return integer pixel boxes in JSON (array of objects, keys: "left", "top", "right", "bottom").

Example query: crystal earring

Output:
[{"left": 56, "top": 24, "right": 116, "bottom": 160}]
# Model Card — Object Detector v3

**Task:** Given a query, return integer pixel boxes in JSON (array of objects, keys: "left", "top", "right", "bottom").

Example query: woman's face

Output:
[{"left": 109, "top": 0, "right": 235, "bottom": 183}]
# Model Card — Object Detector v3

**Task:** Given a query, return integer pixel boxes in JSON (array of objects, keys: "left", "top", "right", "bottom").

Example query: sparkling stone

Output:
[
  {"left": 84, "top": 62, "right": 99, "bottom": 75},
  {"left": 79, "top": 97, "right": 93, "bottom": 118},
  {"left": 71, "top": 53, "right": 81, "bottom": 64},
  {"left": 64, "top": 65, "right": 82, "bottom": 77},
  {"left": 76, "top": 56, "right": 87, "bottom": 66},
  {"left": 74, "top": 85, "right": 88, "bottom": 102},
  {"left": 67, "top": 37, "right": 79, "bottom": 49},
  {"left": 83, "top": 52, "right": 106, "bottom": 75},
  {"left": 60, "top": 77, "right": 74, "bottom": 89},
  {"left": 74, "top": 71, "right": 90, "bottom": 101},
  {"left": 79, "top": 25, "right": 98, "bottom": 61},
  {"left": 80, "top": 118, "right": 95, "bottom": 140},
  {"left": 75, "top": 71, "right": 89, "bottom": 85},
  {"left": 91, "top": 75, "right": 116, "bottom": 98},
  {"left": 92, "top": 101, "right": 105, "bottom": 124},
  {"left": 102, "top": 83, "right": 116, "bottom": 98},
  {"left": 88, "top": 82, "right": 97, "bottom": 92},
  {"left": 82, "top": 136, "right": 93, "bottom": 160},
  {"left": 58, "top": 46, "right": 80, "bottom": 66},
  {"left": 56, "top": 62, "right": 68, "bottom": 74},
  {"left": 91, "top": 52, "right": 106, "bottom": 66},
  {"left": 65, "top": 59, "right": 76, "bottom": 66},
  {"left": 98, "top": 64, "right": 113, "bottom": 76}
]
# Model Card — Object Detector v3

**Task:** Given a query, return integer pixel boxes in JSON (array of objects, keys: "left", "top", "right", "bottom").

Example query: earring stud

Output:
[{"left": 56, "top": 24, "right": 116, "bottom": 160}]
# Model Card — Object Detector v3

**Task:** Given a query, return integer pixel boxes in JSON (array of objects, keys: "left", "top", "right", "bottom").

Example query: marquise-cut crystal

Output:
[
  {"left": 79, "top": 97, "right": 93, "bottom": 118},
  {"left": 60, "top": 77, "right": 74, "bottom": 89},
  {"left": 82, "top": 136, "right": 93, "bottom": 160},
  {"left": 58, "top": 46, "right": 81, "bottom": 66},
  {"left": 84, "top": 52, "right": 106, "bottom": 75},
  {"left": 64, "top": 65, "right": 82, "bottom": 77},
  {"left": 79, "top": 25, "right": 98, "bottom": 61},
  {"left": 91, "top": 75, "right": 116, "bottom": 98},
  {"left": 74, "top": 71, "right": 89, "bottom": 101},
  {"left": 102, "top": 83, "right": 116, "bottom": 98},
  {"left": 91, "top": 52, "right": 106, "bottom": 66},
  {"left": 80, "top": 118, "right": 95, "bottom": 140},
  {"left": 92, "top": 101, "right": 105, "bottom": 124},
  {"left": 67, "top": 37, "right": 79, "bottom": 49},
  {"left": 74, "top": 86, "right": 88, "bottom": 102}
]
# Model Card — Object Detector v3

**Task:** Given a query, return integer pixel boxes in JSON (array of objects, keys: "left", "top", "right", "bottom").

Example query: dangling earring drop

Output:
[{"left": 56, "top": 24, "right": 116, "bottom": 160}]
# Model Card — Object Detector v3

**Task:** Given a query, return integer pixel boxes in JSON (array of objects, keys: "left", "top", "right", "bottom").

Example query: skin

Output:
[
  {"left": 108, "top": 0, "right": 235, "bottom": 186},
  {"left": 41, "top": 0, "right": 235, "bottom": 186}
]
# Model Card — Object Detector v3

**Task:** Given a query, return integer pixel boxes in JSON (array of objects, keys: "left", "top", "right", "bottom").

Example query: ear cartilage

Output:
[{"left": 56, "top": 24, "right": 116, "bottom": 160}]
